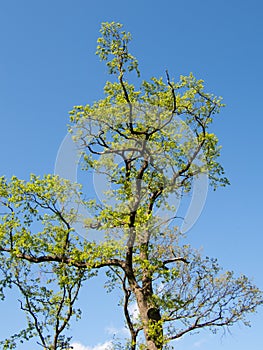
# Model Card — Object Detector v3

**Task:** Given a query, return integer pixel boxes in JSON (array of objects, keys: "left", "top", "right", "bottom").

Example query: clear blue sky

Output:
[{"left": 0, "top": 0, "right": 263, "bottom": 349}]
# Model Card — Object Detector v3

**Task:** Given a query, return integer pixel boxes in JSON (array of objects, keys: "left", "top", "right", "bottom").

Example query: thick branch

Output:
[{"left": 0, "top": 247, "right": 125, "bottom": 270}]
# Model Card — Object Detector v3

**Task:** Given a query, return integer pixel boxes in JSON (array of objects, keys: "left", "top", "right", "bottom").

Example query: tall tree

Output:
[{"left": 0, "top": 22, "right": 262, "bottom": 350}]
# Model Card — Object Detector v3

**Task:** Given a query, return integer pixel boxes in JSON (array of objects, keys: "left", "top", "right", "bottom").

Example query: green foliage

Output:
[
  {"left": 96, "top": 22, "right": 140, "bottom": 77},
  {"left": 0, "top": 175, "right": 90, "bottom": 349}
]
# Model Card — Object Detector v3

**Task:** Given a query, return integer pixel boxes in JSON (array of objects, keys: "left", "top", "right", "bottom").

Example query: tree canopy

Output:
[{"left": 0, "top": 22, "right": 262, "bottom": 350}]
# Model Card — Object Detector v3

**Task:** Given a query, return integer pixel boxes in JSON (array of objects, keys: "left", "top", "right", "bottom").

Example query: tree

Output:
[
  {"left": 0, "top": 175, "right": 88, "bottom": 349},
  {"left": 0, "top": 22, "right": 262, "bottom": 350}
]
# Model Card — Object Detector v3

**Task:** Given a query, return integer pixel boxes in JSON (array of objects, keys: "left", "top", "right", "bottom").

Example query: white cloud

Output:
[
  {"left": 105, "top": 325, "right": 129, "bottom": 337},
  {"left": 128, "top": 302, "right": 139, "bottom": 321},
  {"left": 71, "top": 341, "right": 113, "bottom": 350},
  {"left": 71, "top": 343, "right": 88, "bottom": 350},
  {"left": 193, "top": 338, "right": 207, "bottom": 348},
  {"left": 105, "top": 325, "right": 120, "bottom": 335},
  {"left": 103, "top": 303, "right": 140, "bottom": 340}
]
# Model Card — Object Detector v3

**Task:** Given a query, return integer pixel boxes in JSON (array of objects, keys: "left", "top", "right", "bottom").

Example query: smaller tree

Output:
[{"left": 0, "top": 175, "right": 89, "bottom": 349}]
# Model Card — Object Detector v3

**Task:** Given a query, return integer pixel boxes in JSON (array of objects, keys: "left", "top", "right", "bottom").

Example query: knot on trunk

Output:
[{"left": 147, "top": 307, "right": 161, "bottom": 321}]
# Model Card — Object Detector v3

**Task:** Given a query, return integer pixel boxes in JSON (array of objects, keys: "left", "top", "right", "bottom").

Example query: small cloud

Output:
[
  {"left": 193, "top": 338, "right": 207, "bottom": 348},
  {"left": 105, "top": 325, "right": 119, "bottom": 335},
  {"left": 105, "top": 325, "right": 129, "bottom": 337},
  {"left": 71, "top": 341, "right": 113, "bottom": 350},
  {"left": 71, "top": 343, "right": 88, "bottom": 350},
  {"left": 128, "top": 302, "right": 139, "bottom": 321}
]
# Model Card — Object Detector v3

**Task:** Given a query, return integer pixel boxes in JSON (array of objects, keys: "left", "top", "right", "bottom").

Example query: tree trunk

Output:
[
  {"left": 125, "top": 244, "right": 163, "bottom": 349},
  {"left": 133, "top": 287, "right": 163, "bottom": 350}
]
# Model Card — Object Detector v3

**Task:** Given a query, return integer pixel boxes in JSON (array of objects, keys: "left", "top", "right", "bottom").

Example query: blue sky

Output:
[{"left": 0, "top": 0, "right": 263, "bottom": 349}]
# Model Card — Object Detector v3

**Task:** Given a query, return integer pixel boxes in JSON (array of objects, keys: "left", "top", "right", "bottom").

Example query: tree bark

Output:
[{"left": 132, "top": 286, "right": 163, "bottom": 350}]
